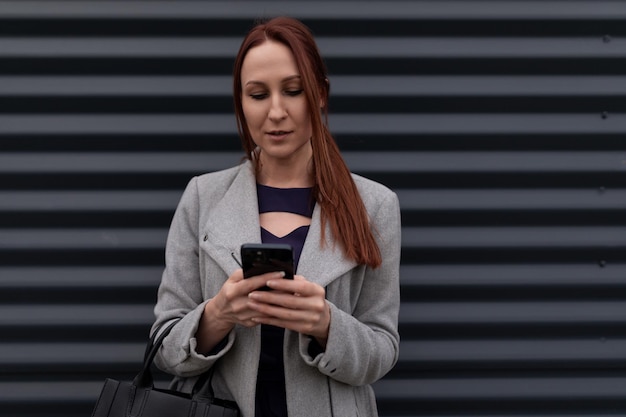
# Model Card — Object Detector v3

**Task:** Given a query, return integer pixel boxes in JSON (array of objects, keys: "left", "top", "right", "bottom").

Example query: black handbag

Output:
[{"left": 91, "top": 320, "right": 240, "bottom": 417}]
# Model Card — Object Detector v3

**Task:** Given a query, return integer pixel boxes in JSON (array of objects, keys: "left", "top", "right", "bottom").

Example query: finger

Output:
[
  {"left": 246, "top": 270, "right": 287, "bottom": 280},
  {"left": 292, "top": 275, "right": 305, "bottom": 295},
  {"left": 248, "top": 299, "right": 306, "bottom": 321},
  {"left": 227, "top": 268, "right": 244, "bottom": 282},
  {"left": 265, "top": 277, "right": 299, "bottom": 291},
  {"left": 266, "top": 277, "right": 321, "bottom": 296},
  {"left": 241, "top": 318, "right": 262, "bottom": 328},
  {"left": 240, "top": 271, "right": 285, "bottom": 294},
  {"left": 241, "top": 275, "right": 273, "bottom": 292},
  {"left": 250, "top": 311, "right": 320, "bottom": 336},
  {"left": 249, "top": 290, "right": 325, "bottom": 313},
  {"left": 254, "top": 298, "right": 330, "bottom": 339}
]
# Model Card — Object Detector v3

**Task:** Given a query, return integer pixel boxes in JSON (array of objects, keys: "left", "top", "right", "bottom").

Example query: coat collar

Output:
[
  {"left": 297, "top": 203, "right": 357, "bottom": 287},
  {"left": 201, "top": 161, "right": 357, "bottom": 286}
]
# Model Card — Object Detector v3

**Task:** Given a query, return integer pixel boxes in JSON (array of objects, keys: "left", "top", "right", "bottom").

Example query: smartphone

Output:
[{"left": 241, "top": 243, "right": 294, "bottom": 289}]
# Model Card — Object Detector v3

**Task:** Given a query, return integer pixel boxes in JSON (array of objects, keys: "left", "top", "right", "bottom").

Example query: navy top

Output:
[{"left": 255, "top": 184, "right": 314, "bottom": 417}]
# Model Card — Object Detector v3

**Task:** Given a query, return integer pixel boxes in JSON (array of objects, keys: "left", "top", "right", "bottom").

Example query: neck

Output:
[{"left": 257, "top": 156, "right": 314, "bottom": 188}]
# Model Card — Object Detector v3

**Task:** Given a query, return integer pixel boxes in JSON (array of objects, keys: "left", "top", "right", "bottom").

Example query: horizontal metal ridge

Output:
[
  {"left": 2, "top": 376, "right": 625, "bottom": 403},
  {"left": 0, "top": 381, "right": 103, "bottom": 401},
  {"left": 0, "top": 75, "right": 233, "bottom": 95},
  {"left": 402, "top": 226, "right": 626, "bottom": 247},
  {"left": 401, "top": 264, "right": 626, "bottom": 286},
  {"left": 331, "top": 75, "right": 626, "bottom": 96},
  {"left": 396, "top": 189, "right": 626, "bottom": 210},
  {"left": 1, "top": 151, "right": 625, "bottom": 173},
  {"left": 4, "top": 75, "right": 626, "bottom": 96},
  {"left": 2, "top": 189, "right": 623, "bottom": 211},
  {"left": 0, "top": 37, "right": 622, "bottom": 58},
  {"left": 0, "top": 304, "right": 153, "bottom": 326},
  {"left": 0, "top": 152, "right": 241, "bottom": 172},
  {"left": 0, "top": 266, "right": 162, "bottom": 286},
  {"left": 0, "top": 191, "right": 182, "bottom": 210},
  {"left": 400, "top": 339, "right": 626, "bottom": 362},
  {"left": 5, "top": 339, "right": 626, "bottom": 366},
  {"left": 0, "top": 114, "right": 238, "bottom": 134},
  {"left": 1, "top": 1, "right": 625, "bottom": 19},
  {"left": 2, "top": 264, "right": 623, "bottom": 287},
  {"left": 0, "top": 228, "right": 168, "bottom": 249},
  {"left": 400, "top": 301, "right": 626, "bottom": 323},
  {"left": 0, "top": 342, "right": 144, "bottom": 364},
  {"left": 374, "top": 376, "right": 626, "bottom": 399},
  {"left": 3, "top": 225, "right": 626, "bottom": 251},
  {"left": 1, "top": 114, "right": 621, "bottom": 135}
]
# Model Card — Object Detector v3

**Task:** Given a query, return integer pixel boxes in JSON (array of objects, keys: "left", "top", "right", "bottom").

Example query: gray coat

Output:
[{"left": 152, "top": 161, "right": 401, "bottom": 417}]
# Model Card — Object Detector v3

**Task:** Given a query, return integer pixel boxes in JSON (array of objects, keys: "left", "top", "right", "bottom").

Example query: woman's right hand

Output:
[
  {"left": 195, "top": 268, "right": 282, "bottom": 353},
  {"left": 211, "top": 268, "right": 285, "bottom": 327}
]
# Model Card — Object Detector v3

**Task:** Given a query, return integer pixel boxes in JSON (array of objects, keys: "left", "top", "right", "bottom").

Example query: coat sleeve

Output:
[
  {"left": 151, "top": 176, "right": 234, "bottom": 377},
  {"left": 301, "top": 189, "right": 401, "bottom": 386}
]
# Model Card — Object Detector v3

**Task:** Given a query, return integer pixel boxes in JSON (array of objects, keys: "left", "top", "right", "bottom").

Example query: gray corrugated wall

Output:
[{"left": 1, "top": 1, "right": 626, "bottom": 416}]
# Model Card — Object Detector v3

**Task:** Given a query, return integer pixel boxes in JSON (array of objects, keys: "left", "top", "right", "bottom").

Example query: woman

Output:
[{"left": 152, "top": 16, "right": 401, "bottom": 417}]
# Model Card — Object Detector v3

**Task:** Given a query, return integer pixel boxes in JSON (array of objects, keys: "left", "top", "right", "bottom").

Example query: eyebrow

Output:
[{"left": 244, "top": 75, "right": 301, "bottom": 87}]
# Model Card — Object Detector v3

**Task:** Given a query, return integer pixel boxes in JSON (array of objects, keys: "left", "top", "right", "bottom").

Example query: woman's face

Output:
[{"left": 240, "top": 40, "right": 313, "bottom": 166}]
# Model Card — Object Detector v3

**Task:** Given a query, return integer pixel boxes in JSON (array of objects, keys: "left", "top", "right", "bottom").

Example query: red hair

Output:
[{"left": 233, "top": 16, "right": 381, "bottom": 268}]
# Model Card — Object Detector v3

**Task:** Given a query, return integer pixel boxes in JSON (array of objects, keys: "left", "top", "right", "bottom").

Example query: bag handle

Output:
[
  {"left": 133, "top": 319, "right": 180, "bottom": 387},
  {"left": 191, "top": 367, "right": 218, "bottom": 401},
  {"left": 133, "top": 318, "right": 221, "bottom": 402}
]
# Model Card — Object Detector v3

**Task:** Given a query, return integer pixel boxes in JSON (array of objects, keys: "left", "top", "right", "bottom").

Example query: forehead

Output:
[{"left": 241, "top": 40, "right": 300, "bottom": 83}]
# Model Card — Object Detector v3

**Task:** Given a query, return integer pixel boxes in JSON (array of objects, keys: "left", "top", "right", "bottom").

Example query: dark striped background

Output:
[{"left": 2, "top": 1, "right": 626, "bottom": 416}]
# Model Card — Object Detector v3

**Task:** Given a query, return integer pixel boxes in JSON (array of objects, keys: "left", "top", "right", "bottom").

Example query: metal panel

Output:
[{"left": 1, "top": 1, "right": 625, "bottom": 416}]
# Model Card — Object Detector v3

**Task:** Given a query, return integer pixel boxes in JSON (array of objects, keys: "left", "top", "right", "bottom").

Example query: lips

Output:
[{"left": 266, "top": 130, "right": 292, "bottom": 140}]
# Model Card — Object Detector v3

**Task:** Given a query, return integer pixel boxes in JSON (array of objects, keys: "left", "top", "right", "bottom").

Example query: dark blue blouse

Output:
[{"left": 255, "top": 184, "right": 314, "bottom": 417}]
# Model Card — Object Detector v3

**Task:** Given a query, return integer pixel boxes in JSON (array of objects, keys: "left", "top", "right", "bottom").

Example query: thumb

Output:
[{"left": 229, "top": 268, "right": 245, "bottom": 283}]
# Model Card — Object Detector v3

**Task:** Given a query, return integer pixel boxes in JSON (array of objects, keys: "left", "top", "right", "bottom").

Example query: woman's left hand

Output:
[{"left": 247, "top": 275, "right": 330, "bottom": 348}]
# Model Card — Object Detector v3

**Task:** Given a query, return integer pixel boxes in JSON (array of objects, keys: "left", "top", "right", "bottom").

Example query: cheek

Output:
[
  {"left": 299, "top": 109, "right": 313, "bottom": 133},
  {"left": 242, "top": 103, "right": 263, "bottom": 128},
  {"left": 293, "top": 103, "right": 311, "bottom": 127}
]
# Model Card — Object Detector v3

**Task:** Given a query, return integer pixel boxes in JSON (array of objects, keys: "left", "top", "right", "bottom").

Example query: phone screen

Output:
[{"left": 241, "top": 243, "right": 294, "bottom": 281}]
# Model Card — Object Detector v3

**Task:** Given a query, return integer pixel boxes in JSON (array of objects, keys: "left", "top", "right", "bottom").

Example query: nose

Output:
[{"left": 268, "top": 95, "right": 287, "bottom": 121}]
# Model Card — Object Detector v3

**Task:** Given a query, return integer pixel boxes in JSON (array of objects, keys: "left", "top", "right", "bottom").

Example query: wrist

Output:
[
  {"left": 314, "top": 301, "right": 331, "bottom": 348},
  {"left": 204, "top": 297, "right": 233, "bottom": 330},
  {"left": 196, "top": 298, "right": 234, "bottom": 354}
]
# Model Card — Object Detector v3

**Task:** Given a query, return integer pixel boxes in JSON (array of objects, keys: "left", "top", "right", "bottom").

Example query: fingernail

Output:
[{"left": 276, "top": 271, "right": 285, "bottom": 278}]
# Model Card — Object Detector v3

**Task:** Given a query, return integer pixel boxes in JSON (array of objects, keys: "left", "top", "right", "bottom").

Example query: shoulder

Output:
[
  {"left": 177, "top": 161, "right": 251, "bottom": 207},
  {"left": 195, "top": 163, "right": 248, "bottom": 190},
  {"left": 351, "top": 173, "right": 397, "bottom": 207},
  {"left": 186, "top": 161, "right": 253, "bottom": 198},
  {"left": 351, "top": 173, "right": 400, "bottom": 227}
]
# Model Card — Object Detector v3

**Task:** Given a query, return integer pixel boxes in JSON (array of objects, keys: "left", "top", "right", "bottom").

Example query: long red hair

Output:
[{"left": 233, "top": 16, "right": 381, "bottom": 268}]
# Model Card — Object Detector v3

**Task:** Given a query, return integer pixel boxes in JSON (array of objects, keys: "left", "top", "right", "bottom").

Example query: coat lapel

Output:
[
  {"left": 200, "top": 163, "right": 261, "bottom": 274},
  {"left": 200, "top": 161, "right": 358, "bottom": 285},
  {"left": 297, "top": 203, "right": 357, "bottom": 288}
]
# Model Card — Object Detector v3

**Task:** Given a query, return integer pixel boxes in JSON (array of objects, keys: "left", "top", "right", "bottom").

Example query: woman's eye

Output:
[
  {"left": 249, "top": 93, "right": 268, "bottom": 100},
  {"left": 285, "top": 89, "right": 303, "bottom": 96}
]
